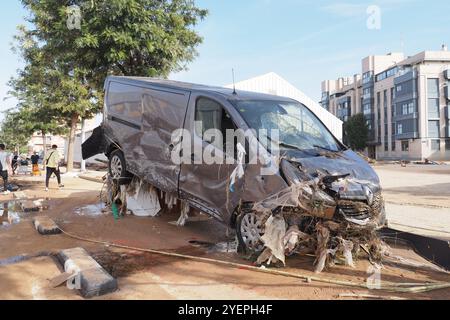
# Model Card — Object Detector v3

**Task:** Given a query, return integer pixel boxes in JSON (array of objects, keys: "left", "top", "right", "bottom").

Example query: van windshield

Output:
[{"left": 234, "top": 100, "right": 341, "bottom": 154}]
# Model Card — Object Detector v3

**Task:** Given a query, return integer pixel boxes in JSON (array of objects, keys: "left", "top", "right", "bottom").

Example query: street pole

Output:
[{"left": 81, "top": 118, "right": 86, "bottom": 172}]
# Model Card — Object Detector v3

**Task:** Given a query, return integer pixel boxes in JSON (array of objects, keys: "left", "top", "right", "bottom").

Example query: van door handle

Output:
[{"left": 168, "top": 144, "right": 175, "bottom": 151}]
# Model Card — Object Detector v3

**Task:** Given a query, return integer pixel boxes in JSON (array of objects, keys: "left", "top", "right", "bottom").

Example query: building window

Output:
[
  {"left": 396, "top": 85, "right": 402, "bottom": 92},
  {"left": 397, "top": 123, "right": 403, "bottom": 134},
  {"left": 428, "top": 98, "right": 440, "bottom": 118},
  {"left": 392, "top": 139, "right": 396, "bottom": 151},
  {"left": 408, "top": 102, "right": 415, "bottom": 114},
  {"left": 363, "top": 103, "right": 372, "bottom": 115},
  {"left": 431, "top": 140, "right": 441, "bottom": 151},
  {"left": 402, "top": 103, "right": 408, "bottom": 115},
  {"left": 401, "top": 141, "right": 409, "bottom": 152},
  {"left": 427, "top": 78, "right": 439, "bottom": 97},
  {"left": 363, "top": 71, "right": 373, "bottom": 84},
  {"left": 384, "top": 143, "right": 389, "bottom": 152},
  {"left": 401, "top": 101, "right": 415, "bottom": 115},
  {"left": 428, "top": 120, "right": 440, "bottom": 138},
  {"left": 446, "top": 139, "right": 450, "bottom": 151}
]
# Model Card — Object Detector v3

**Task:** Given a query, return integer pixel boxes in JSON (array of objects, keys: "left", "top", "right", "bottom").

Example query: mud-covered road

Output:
[{"left": 0, "top": 170, "right": 449, "bottom": 300}]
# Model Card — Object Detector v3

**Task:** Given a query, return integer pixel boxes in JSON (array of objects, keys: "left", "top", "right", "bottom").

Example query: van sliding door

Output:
[
  {"left": 140, "top": 87, "right": 191, "bottom": 193},
  {"left": 179, "top": 95, "right": 243, "bottom": 223}
]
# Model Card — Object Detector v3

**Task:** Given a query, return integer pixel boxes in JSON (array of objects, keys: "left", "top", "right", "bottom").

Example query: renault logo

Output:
[{"left": 364, "top": 186, "right": 374, "bottom": 206}]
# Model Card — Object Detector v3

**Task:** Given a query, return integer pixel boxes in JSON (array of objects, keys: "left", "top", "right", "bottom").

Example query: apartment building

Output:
[{"left": 321, "top": 47, "right": 450, "bottom": 161}]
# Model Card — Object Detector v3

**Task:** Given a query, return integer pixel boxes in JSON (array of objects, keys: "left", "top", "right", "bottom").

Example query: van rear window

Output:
[{"left": 108, "top": 82, "right": 143, "bottom": 124}]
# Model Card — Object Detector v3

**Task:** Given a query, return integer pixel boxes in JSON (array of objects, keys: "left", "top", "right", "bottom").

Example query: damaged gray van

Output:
[{"left": 83, "top": 76, "right": 386, "bottom": 256}]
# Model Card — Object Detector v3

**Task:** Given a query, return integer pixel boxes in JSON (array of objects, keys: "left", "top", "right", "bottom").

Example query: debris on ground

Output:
[
  {"left": 103, "top": 175, "right": 193, "bottom": 224},
  {"left": 338, "top": 293, "right": 406, "bottom": 300},
  {"left": 0, "top": 183, "right": 20, "bottom": 193},
  {"left": 413, "top": 159, "right": 446, "bottom": 165},
  {"left": 252, "top": 163, "right": 387, "bottom": 273},
  {"left": 13, "top": 191, "right": 27, "bottom": 199},
  {"left": 20, "top": 199, "right": 49, "bottom": 213},
  {"left": 126, "top": 177, "right": 161, "bottom": 217},
  {"left": 49, "top": 272, "right": 78, "bottom": 289}
]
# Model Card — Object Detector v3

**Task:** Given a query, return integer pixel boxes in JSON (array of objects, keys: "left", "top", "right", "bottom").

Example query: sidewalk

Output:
[
  {"left": 386, "top": 203, "right": 450, "bottom": 240},
  {"left": 374, "top": 164, "right": 450, "bottom": 240}
]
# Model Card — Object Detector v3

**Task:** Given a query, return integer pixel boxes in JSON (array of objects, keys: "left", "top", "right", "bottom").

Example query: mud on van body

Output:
[{"left": 83, "top": 76, "right": 386, "bottom": 258}]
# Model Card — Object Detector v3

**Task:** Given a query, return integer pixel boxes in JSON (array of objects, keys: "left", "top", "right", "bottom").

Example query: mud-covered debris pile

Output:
[
  {"left": 252, "top": 171, "right": 387, "bottom": 273},
  {"left": 104, "top": 175, "right": 191, "bottom": 226}
]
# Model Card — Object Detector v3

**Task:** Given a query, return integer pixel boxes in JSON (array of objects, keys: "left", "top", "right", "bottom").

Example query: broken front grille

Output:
[{"left": 337, "top": 192, "right": 383, "bottom": 221}]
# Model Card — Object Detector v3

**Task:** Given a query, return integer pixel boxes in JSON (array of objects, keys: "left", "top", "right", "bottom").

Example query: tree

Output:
[
  {"left": 16, "top": 0, "right": 207, "bottom": 171},
  {"left": 0, "top": 105, "right": 68, "bottom": 159},
  {"left": 343, "top": 113, "right": 369, "bottom": 151},
  {"left": 8, "top": 27, "right": 86, "bottom": 168},
  {"left": 0, "top": 110, "right": 34, "bottom": 153}
]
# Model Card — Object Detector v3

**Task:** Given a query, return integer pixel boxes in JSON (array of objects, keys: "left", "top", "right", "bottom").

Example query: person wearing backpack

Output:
[
  {"left": 0, "top": 144, "right": 12, "bottom": 195},
  {"left": 44, "top": 145, "right": 64, "bottom": 191}
]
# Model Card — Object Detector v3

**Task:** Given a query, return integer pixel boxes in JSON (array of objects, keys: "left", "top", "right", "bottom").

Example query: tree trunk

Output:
[
  {"left": 42, "top": 131, "right": 47, "bottom": 170},
  {"left": 66, "top": 113, "right": 79, "bottom": 172}
]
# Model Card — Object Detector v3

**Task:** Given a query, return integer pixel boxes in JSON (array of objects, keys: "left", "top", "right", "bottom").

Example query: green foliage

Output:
[
  {"left": 343, "top": 113, "right": 369, "bottom": 151},
  {"left": 6, "top": 0, "right": 207, "bottom": 169},
  {"left": 0, "top": 109, "right": 33, "bottom": 151},
  {"left": 21, "top": 0, "right": 208, "bottom": 90},
  {"left": 9, "top": 25, "right": 102, "bottom": 121}
]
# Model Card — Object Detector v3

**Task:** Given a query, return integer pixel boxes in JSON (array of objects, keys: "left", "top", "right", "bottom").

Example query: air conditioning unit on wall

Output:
[{"left": 445, "top": 69, "right": 450, "bottom": 80}]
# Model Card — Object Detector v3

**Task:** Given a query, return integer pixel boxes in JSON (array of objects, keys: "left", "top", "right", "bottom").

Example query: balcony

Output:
[
  {"left": 394, "top": 69, "right": 418, "bottom": 85},
  {"left": 394, "top": 112, "right": 419, "bottom": 122},
  {"left": 395, "top": 92, "right": 418, "bottom": 103},
  {"left": 396, "top": 132, "right": 420, "bottom": 140}
]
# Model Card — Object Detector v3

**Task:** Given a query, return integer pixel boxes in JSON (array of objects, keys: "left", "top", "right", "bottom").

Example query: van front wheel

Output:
[
  {"left": 109, "top": 150, "right": 131, "bottom": 184},
  {"left": 236, "top": 211, "right": 266, "bottom": 254}
]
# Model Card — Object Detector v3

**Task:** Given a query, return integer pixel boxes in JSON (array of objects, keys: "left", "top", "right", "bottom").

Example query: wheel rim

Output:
[
  {"left": 240, "top": 212, "right": 265, "bottom": 252},
  {"left": 110, "top": 155, "right": 123, "bottom": 179}
]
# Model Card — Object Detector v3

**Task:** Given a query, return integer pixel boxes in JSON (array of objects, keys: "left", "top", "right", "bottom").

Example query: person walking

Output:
[
  {"left": 0, "top": 144, "right": 12, "bottom": 195},
  {"left": 44, "top": 145, "right": 64, "bottom": 191},
  {"left": 11, "top": 152, "right": 18, "bottom": 175},
  {"left": 30, "top": 151, "right": 41, "bottom": 176}
]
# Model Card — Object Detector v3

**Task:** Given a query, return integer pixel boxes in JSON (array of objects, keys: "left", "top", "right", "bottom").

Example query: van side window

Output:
[
  {"left": 195, "top": 98, "right": 237, "bottom": 149},
  {"left": 108, "top": 82, "right": 143, "bottom": 125}
]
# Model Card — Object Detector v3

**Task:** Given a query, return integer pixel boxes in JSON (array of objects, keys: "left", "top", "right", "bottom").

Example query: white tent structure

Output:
[{"left": 226, "top": 72, "right": 343, "bottom": 140}]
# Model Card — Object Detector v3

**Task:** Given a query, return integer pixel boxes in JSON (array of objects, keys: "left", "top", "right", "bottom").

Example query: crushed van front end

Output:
[{"left": 248, "top": 150, "right": 387, "bottom": 272}]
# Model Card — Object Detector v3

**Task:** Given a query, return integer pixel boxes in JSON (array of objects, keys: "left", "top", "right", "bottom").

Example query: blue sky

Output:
[{"left": 1, "top": 0, "right": 450, "bottom": 117}]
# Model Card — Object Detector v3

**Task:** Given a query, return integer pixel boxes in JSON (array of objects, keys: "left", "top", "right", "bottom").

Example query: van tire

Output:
[
  {"left": 108, "top": 150, "right": 132, "bottom": 185},
  {"left": 236, "top": 211, "right": 266, "bottom": 255}
]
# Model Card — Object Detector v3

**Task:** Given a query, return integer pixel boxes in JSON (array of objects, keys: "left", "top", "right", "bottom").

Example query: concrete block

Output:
[
  {"left": 13, "top": 191, "right": 27, "bottom": 200},
  {"left": 21, "top": 199, "right": 49, "bottom": 213},
  {"left": 21, "top": 200, "right": 41, "bottom": 213},
  {"left": 57, "top": 247, "right": 118, "bottom": 298},
  {"left": 33, "top": 216, "right": 61, "bottom": 235}
]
